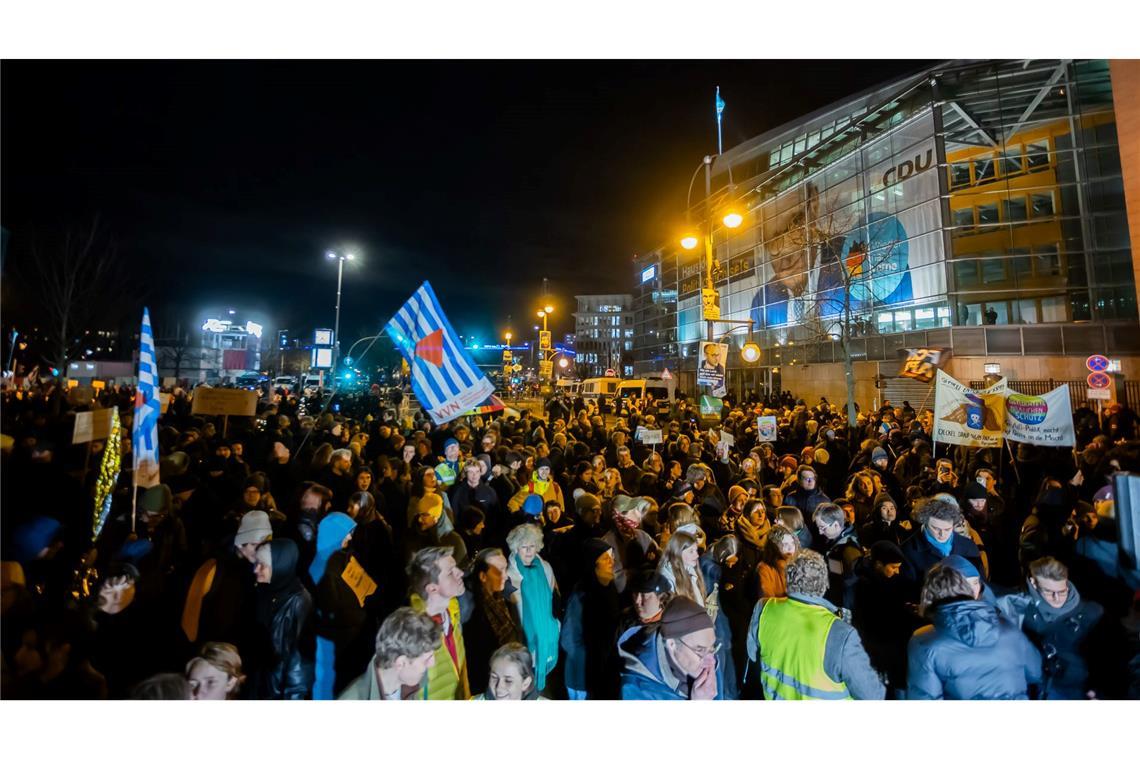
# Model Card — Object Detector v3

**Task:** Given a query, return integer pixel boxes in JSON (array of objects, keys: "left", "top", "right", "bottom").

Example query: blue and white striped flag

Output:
[
  {"left": 132, "top": 307, "right": 162, "bottom": 489},
  {"left": 385, "top": 282, "right": 495, "bottom": 424}
]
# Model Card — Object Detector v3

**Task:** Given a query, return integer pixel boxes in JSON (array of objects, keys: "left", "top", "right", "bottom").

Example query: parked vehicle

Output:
[
  {"left": 616, "top": 378, "right": 675, "bottom": 415},
  {"left": 580, "top": 376, "right": 621, "bottom": 413}
]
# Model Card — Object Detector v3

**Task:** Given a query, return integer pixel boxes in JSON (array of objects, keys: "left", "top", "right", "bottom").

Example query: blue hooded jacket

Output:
[
  {"left": 907, "top": 599, "right": 1042, "bottom": 699},
  {"left": 616, "top": 624, "right": 726, "bottom": 700}
]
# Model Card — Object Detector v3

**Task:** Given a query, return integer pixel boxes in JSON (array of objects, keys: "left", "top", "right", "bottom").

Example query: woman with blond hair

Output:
[
  {"left": 185, "top": 641, "right": 245, "bottom": 700},
  {"left": 505, "top": 523, "right": 560, "bottom": 693}
]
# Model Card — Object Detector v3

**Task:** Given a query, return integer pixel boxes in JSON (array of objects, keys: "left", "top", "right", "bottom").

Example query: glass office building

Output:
[{"left": 650, "top": 59, "right": 1136, "bottom": 400}]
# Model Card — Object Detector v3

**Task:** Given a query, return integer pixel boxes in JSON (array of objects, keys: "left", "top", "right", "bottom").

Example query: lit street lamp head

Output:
[
  {"left": 543, "top": 305, "right": 553, "bottom": 314},
  {"left": 326, "top": 250, "right": 337, "bottom": 259},
  {"left": 680, "top": 233, "right": 699, "bottom": 250},
  {"left": 722, "top": 210, "right": 743, "bottom": 229}
]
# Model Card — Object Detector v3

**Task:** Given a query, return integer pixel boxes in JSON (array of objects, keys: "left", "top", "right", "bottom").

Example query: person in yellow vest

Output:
[
  {"left": 746, "top": 549, "right": 884, "bottom": 700},
  {"left": 508, "top": 458, "right": 565, "bottom": 514},
  {"left": 338, "top": 607, "right": 440, "bottom": 700},
  {"left": 407, "top": 546, "right": 470, "bottom": 699}
]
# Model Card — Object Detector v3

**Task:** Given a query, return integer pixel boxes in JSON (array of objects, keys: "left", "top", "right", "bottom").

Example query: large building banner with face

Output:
[
  {"left": 933, "top": 370, "right": 1006, "bottom": 447},
  {"left": 750, "top": 110, "right": 946, "bottom": 329}
]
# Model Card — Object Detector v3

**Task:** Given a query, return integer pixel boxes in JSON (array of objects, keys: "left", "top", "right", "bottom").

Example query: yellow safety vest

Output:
[{"left": 757, "top": 597, "right": 852, "bottom": 700}]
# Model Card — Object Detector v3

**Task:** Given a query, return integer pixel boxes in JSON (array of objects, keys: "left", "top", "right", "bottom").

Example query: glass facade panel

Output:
[{"left": 661, "top": 59, "right": 1134, "bottom": 371}]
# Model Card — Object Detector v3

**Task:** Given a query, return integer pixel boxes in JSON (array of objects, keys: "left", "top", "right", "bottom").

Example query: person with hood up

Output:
[
  {"left": 995, "top": 556, "right": 1122, "bottom": 699},
  {"left": 859, "top": 493, "right": 913, "bottom": 547},
  {"left": 618, "top": 596, "right": 722, "bottom": 700},
  {"left": 433, "top": 437, "right": 463, "bottom": 488},
  {"left": 747, "top": 550, "right": 884, "bottom": 700},
  {"left": 252, "top": 538, "right": 314, "bottom": 699},
  {"left": 560, "top": 538, "right": 622, "bottom": 699},
  {"left": 505, "top": 523, "right": 560, "bottom": 694},
  {"left": 508, "top": 457, "right": 565, "bottom": 514},
  {"left": 907, "top": 562, "right": 1041, "bottom": 699},
  {"left": 310, "top": 512, "right": 368, "bottom": 700}
]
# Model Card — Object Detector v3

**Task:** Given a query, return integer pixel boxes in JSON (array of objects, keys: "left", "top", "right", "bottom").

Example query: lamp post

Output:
[
  {"left": 536, "top": 305, "right": 554, "bottom": 389},
  {"left": 679, "top": 156, "right": 743, "bottom": 343},
  {"left": 325, "top": 249, "right": 356, "bottom": 373}
]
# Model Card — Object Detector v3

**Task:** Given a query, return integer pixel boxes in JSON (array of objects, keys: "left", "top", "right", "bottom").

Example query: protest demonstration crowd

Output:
[{"left": 3, "top": 368, "right": 1140, "bottom": 701}]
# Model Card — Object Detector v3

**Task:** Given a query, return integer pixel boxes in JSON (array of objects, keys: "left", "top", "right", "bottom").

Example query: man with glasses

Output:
[
  {"left": 747, "top": 550, "right": 884, "bottom": 700},
  {"left": 996, "top": 556, "right": 1121, "bottom": 699},
  {"left": 781, "top": 465, "right": 831, "bottom": 531},
  {"left": 618, "top": 596, "right": 722, "bottom": 700}
]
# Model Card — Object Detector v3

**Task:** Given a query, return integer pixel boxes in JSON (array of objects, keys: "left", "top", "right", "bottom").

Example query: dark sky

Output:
[{"left": 1, "top": 60, "right": 931, "bottom": 352}]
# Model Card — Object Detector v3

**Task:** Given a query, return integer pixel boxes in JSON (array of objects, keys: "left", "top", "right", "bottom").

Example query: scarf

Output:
[
  {"left": 612, "top": 511, "right": 640, "bottom": 541},
  {"left": 924, "top": 528, "right": 954, "bottom": 557},
  {"left": 514, "top": 555, "right": 560, "bottom": 691},
  {"left": 1028, "top": 581, "right": 1082, "bottom": 624},
  {"left": 736, "top": 517, "right": 769, "bottom": 551},
  {"left": 480, "top": 586, "right": 522, "bottom": 647}
]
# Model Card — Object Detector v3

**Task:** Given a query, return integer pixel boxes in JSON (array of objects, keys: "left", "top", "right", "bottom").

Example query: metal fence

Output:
[{"left": 968, "top": 378, "right": 1140, "bottom": 409}]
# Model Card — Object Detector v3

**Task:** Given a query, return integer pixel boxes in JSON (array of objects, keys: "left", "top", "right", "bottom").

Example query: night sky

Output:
[{"left": 1, "top": 60, "right": 931, "bottom": 354}]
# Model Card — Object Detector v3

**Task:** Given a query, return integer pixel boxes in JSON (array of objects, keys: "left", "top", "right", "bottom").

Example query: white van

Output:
[
  {"left": 616, "top": 378, "right": 675, "bottom": 414},
  {"left": 580, "top": 376, "right": 621, "bottom": 411}
]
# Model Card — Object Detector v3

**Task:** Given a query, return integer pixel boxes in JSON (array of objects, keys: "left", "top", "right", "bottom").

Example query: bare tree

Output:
[
  {"left": 768, "top": 184, "right": 904, "bottom": 429},
  {"left": 23, "top": 216, "right": 136, "bottom": 369},
  {"left": 155, "top": 320, "right": 193, "bottom": 380}
]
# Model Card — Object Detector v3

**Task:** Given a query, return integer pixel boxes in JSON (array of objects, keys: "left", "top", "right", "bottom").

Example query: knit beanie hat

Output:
[
  {"left": 575, "top": 492, "right": 601, "bottom": 517},
  {"left": 869, "top": 540, "right": 905, "bottom": 565},
  {"left": 234, "top": 510, "right": 273, "bottom": 546},
  {"left": 443, "top": 438, "right": 459, "bottom": 453},
  {"left": 813, "top": 448, "right": 831, "bottom": 465},
  {"left": 727, "top": 485, "right": 748, "bottom": 505},
  {"left": 581, "top": 538, "right": 612, "bottom": 567},
  {"left": 140, "top": 484, "right": 173, "bottom": 515},
  {"left": 779, "top": 455, "right": 798, "bottom": 471},
  {"left": 536, "top": 457, "right": 552, "bottom": 470},
  {"left": 871, "top": 447, "right": 888, "bottom": 463},
  {"left": 963, "top": 481, "right": 988, "bottom": 501},
  {"left": 659, "top": 596, "right": 714, "bottom": 639}
]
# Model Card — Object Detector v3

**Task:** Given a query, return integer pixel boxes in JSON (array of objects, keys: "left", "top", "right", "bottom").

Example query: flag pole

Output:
[{"left": 715, "top": 86, "right": 724, "bottom": 156}]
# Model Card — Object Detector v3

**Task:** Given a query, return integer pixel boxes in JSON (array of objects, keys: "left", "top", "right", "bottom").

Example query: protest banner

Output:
[
  {"left": 191, "top": 387, "right": 258, "bottom": 417},
  {"left": 72, "top": 408, "right": 116, "bottom": 445},
  {"left": 1004, "top": 385, "right": 1076, "bottom": 447},
  {"left": 756, "top": 416, "right": 778, "bottom": 442},
  {"left": 933, "top": 370, "right": 1006, "bottom": 448}
]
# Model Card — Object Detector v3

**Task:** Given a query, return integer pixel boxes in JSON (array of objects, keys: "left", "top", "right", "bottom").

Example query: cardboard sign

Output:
[
  {"left": 699, "top": 394, "right": 723, "bottom": 420},
  {"left": 159, "top": 392, "right": 173, "bottom": 414},
  {"left": 72, "top": 408, "right": 115, "bottom": 444},
  {"left": 190, "top": 387, "right": 258, "bottom": 417},
  {"left": 66, "top": 379, "right": 79, "bottom": 389},
  {"left": 91, "top": 380, "right": 106, "bottom": 390},
  {"left": 340, "top": 555, "right": 378, "bottom": 607},
  {"left": 756, "top": 416, "right": 778, "bottom": 442},
  {"left": 638, "top": 428, "right": 663, "bottom": 444},
  {"left": 720, "top": 430, "right": 735, "bottom": 449}
]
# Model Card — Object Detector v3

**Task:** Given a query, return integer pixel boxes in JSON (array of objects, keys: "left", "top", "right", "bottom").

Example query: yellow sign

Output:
[
  {"left": 91, "top": 380, "right": 106, "bottom": 390},
  {"left": 190, "top": 387, "right": 258, "bottom": 417},
  {"left": 539, "top": 360, "right": 553, "bottom": 379},
  {"left": 67, "top": 379, "right": 79, "bottom": 389},
  {"left": 539, "top": 331, "right": 552, "bottom": 352},
  {"left": 340, "top": 555, "right": 377, "bottom": 607},
  {"left": 72, "top": 408, "right": 116, "bottom": 444}
]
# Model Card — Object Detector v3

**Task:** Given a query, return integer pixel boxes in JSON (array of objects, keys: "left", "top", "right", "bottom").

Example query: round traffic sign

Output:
[
  {"left": 604, "top": 368, "right": 616, "bottom": 377},
  {"left": 1087, "top": 371, "right": 1112, "bottom": 389},
  {"left": 1086, "top": 354, "right": 1110, "bottom": 373}
]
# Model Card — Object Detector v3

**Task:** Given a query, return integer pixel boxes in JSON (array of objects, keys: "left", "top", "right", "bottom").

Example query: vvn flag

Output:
[
  {"left": 132, "top": 307, "right": 162, "bottom": 489},
  {"left": 385, "top": 282, "right": 495, "bottom": 425}
]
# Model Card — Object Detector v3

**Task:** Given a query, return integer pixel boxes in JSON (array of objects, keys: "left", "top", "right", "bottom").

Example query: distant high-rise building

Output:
[{"left": 573, "top": 294, "right": 634, "bottom": 377}]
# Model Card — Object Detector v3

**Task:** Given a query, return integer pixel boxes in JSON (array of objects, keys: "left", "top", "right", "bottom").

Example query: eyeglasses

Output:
[
  {"left": 676, "top": 637, "right": 721, "bottom": 659},
  {"left": 1037, "top": 586, "right": 1069, "bottom": 600}
]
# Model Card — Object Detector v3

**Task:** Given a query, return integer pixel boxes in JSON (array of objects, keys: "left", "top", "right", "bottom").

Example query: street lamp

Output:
[
  {"left": 676, "top": 155, "right": 745, "bottom": 341},
  {"left": 326, "top": 248, "right": 357, "bottom": 373}
]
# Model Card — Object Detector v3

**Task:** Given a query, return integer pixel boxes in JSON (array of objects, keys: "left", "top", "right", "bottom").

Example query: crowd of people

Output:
[{"left": 2, "top": 379, "right": 1139, "bottom": 700}]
